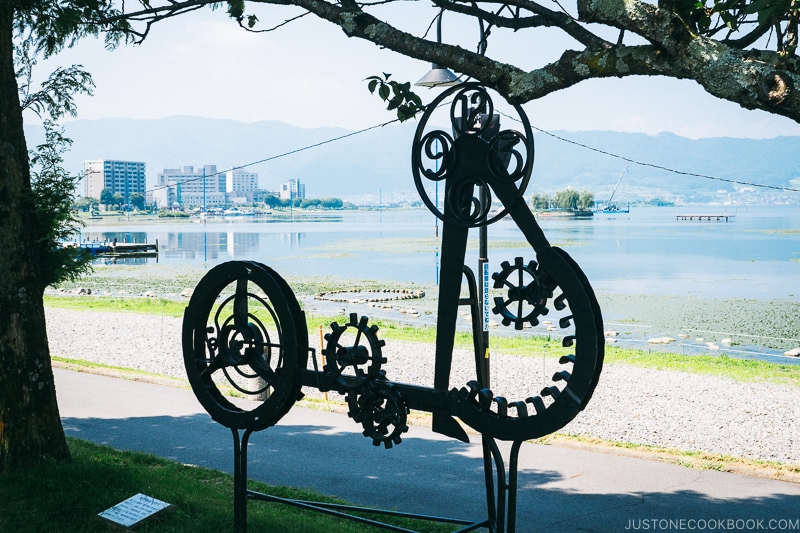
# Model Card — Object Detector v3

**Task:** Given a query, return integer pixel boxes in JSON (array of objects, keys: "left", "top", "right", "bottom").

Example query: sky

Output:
[{"left": 26, "top": 3, "right": 800, "bottom": 140}]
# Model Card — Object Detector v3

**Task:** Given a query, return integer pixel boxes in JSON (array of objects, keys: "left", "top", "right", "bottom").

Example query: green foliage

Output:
[
  {"left": 28, "top": 121, "right": 92, "bottom": 288},
  {"left": 553, "top": 189, "right": 579, "bottom": 210},
  {"left": 264, "top": 193, "right": 282, "bottom": 208},
  {"left": 530, "top": 193, "right": 550, "bottom": 210},
  {"left": 13, "top": 0, "right": 127, "bottom": 58},
  {"left": 578, "top": 190, "right": 595, "bottom": 209},
  {"left": 366, "top": 73, "right": 424, "bottom": 122},
  {"left": 0, "top": 438, "right": 451, "bottom": 533},
  {"left": 15, "top": 40, "right": 95, "bottom": 120},
  {"left": 73, "top": 196, "right": 98, "bottom": 212},
  {"left": 129, "top": 191, "right": 145, "bottom": 210},
  {"left": 99, "top": 188, "right": 113, "bottom": 206},
  {"left": 157, "top": 209, "right": 190, "bottom": 218}
]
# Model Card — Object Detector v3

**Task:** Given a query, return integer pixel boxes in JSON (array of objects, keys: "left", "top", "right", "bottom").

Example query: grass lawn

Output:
[{"left": 0, "top": 438, "right": 451, "bottom": 533}]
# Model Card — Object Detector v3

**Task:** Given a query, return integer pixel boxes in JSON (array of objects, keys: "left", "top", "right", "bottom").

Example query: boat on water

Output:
[{"left": 597, "top": 166, "right": 630, "bottom": 214}]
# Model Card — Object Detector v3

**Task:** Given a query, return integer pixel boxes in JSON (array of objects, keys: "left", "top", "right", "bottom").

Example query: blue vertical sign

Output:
[{"left": 483, "top": 262, "right": 490, "bottom": 332}]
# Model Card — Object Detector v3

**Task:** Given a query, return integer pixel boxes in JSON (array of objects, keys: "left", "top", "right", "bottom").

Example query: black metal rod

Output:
[
  {"left": 248, "top": 491, "right": 489, "bottom": 532},
  {"left": 232, "top": 428, "right": 246, "bottom": 533},
  {"left": 488, "top": 439, "right": 508, "bottom": 533},
  {"left": 507, "top": 440, "right": 523, "bottom": 533}
]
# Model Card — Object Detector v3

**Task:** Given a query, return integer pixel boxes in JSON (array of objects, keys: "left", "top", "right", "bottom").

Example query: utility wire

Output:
[
  {"left": 145, "top": 116, "right": 402, "bottom": 195},
  {"left": 498, "top": 109, "right": 799, "bottom": 193},
  {"left": 530, "top": 124, "right": 800, "bottom": 193},
  {"left": 144, "top": 107, "right": 800, "bottom": 197}
]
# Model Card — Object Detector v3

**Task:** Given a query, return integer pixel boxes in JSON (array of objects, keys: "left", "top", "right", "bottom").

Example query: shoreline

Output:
[{"left": 45, "top": 306, "right": 800, "bottom": 468}]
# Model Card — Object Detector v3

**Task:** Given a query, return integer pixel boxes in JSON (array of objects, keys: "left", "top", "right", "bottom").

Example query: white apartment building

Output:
[
  {"left": 225, "top": 169, "right": 266, "bottom": 204},
  {"left": 154, "top": 165, "right": 266, "bottom": 208},
  {"left": 153, "top": 165, "right": 226, "bottom": 208},
  {"left": 84, "top": 160, "right": 146, "bottom": 203},
  {"left": 279, "top": 179, "right": 306, "bottom": 200}
]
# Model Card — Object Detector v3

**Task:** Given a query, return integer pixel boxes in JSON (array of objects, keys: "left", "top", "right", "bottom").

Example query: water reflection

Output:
[{"left": 77, "top": 207, "right": 800, "bottom": 299}]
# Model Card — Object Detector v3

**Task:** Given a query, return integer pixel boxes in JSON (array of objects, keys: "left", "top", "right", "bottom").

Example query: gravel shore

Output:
[{"left": 46, "top": 307, "right": 800, "bottom": 465}]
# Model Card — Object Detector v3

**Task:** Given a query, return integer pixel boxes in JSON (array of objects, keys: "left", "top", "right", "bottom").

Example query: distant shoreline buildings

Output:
[
  {"left": 83, "top": 159, "right": 309, "bottom": 209},
  {"left": 152, "top": 165, "right": 268, "bottom": 209},
  {"left": 84, "top": 160, "right": 146, "bottom": 205}
]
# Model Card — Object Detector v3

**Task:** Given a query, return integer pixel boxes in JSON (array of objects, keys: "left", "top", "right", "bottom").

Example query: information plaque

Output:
[{"left": 98, "top": 493, "right": 171, "bottom": 527}]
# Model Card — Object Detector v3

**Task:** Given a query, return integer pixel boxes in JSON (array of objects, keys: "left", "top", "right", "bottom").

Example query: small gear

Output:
[
  {"left": 324, "top": 313, "right": 386, "bottom": 391},
  {"left": 354, "top": 389, "right": 409, "bottom": 449},
  {"left": 491, "top": 256, "right": 554, "bottom": 329}
]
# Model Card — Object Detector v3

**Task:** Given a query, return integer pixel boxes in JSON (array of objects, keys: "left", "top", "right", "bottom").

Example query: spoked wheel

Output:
[
  {"left": 182, "top": 261, "right": 308, "bottom": 431},
  {"left": 448, "top": 246, "right": 603, "bottom": 441}
]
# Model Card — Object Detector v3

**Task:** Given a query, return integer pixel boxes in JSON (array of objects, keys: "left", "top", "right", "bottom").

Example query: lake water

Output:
[{"left": 79, "top": 205, "right": 799, "bottom": 301}]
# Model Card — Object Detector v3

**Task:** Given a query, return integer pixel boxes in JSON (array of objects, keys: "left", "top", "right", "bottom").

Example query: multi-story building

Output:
[
  {"left": 84, "top": 160, "right": 146, "bottom": 204},
  {"left": 279, "top": 179, "right": 305, "bottom": 201},
  {"left": 153, "top": 165, "right": 266, "bottom": 208},
  {"left": 153, "top": 165, "right": 226, "bottom": 209},
  {"left": 225, "top": 169, "right": 266, "bottom": 204}
]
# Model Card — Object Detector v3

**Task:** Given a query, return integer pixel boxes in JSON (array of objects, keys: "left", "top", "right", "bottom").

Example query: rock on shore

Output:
[{"left": 45, "top": 307, "right": 800, "bottom": 465}]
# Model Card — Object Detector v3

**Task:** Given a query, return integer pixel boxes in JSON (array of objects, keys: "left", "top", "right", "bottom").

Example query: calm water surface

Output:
[{"left": 79, "top": 205, "right": 799, "bottom": 300}]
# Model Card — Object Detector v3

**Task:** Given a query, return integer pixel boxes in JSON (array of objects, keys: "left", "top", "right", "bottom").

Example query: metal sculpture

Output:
[{"left": 182, "top": 83, "right": 603, "bottom": 533}]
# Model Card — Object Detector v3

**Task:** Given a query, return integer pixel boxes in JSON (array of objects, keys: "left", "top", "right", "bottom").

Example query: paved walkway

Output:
[{"left": 55, "top": 368, "right": 800, "bottom": 532}]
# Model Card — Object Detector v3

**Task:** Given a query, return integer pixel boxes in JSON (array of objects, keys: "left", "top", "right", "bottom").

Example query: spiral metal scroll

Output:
[
  {"left": 182, "top": 261, "right": 308, "bottom": 431},
  {"left": 411, "top": 83, "right": 534, "bottom": 227}
]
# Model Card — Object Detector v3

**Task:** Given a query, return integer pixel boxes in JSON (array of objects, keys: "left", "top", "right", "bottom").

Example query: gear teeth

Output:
[
  {"left": 527, "top": 260, "right": 538, "bottom": 270},
  {"left": 511, "top": 401, "right": 528, "bottom": 417},
  {"left": 559, "top": 315, "right": 573, "bottom": 328},
  {"left": 383, "top": 439, "right": 393, "bottom": 449},
  {"left": 500, "top": 260, "right": 511, "bottom": 271},
  {"left": 541, "top": 386, "right": 561, "bottom": 399},
  {"left": 554, "top": 294, "right": 567, "bottom": 311},
  {"left": 526, "top": 396, "right": 547, "bottom": 415},
  {"left": 529, "top": 317, "right": 540, "bottom": 327},
  {"left": 514, "top": 320, "right": 523, "bottom": 331},
  {"left": 502, "top": 317, "right": 512, "bottom": 327},
  {"left": 559, "top": 354, "right": 576, "bottom": 364},
  {"left": 369, "top": 324, "right": 379, "bottom": 334},
  {"left": 393, "top": 434, "right": 403, "bottom": 445},
  {"left": 494, "top": 396, "right": 508, "bottom": 417},
  {"left": 552, "top": 370, "right": 571, "bottom": 382},
  {"left": 478, "top": 388, "right": 494, "bottom": 411},
  {"left": 514, "top": 256, "right": 524, "bottom": 267},
  {"left": 378, "top": 339, "right": 386, "bottom": 348},
  {"left": 357, "top": 315, "right": 368, "bottom": 328},
  {"left": 462, "top": 380, "right": 482, "bottom": 402},
  {"left": 562, "top": 335, "right": 576, "bottom": 348}
]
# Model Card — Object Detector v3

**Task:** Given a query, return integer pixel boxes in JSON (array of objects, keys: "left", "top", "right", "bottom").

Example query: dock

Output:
[
  {"left": 69, "top": 239, "right": 159, "bottom": 257},
  {"left": 106, "top": 240, "right": 159, "bottom": 257},
  {"left": 676, "top": 214, "right": 735, "bottom": 222}
]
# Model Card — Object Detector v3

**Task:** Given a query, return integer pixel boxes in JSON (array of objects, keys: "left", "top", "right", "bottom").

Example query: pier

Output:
[
  {"left": 676, "top": 214, "right": 735, "bottom": 222},
  {"left": 70, "top": 239, "right": 159, "bottom": 257}
]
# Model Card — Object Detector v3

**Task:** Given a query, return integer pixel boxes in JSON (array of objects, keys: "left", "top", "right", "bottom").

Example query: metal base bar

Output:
[{"left": 249, "top": 491, "right": 490, "bottom": 532}]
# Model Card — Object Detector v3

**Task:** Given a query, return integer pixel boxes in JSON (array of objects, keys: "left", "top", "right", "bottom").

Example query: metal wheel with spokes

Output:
[{"left": 182, "top": 261, "right": 308, "bottom": 431}]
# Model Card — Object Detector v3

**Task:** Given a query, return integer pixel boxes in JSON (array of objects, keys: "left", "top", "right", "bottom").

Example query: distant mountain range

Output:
[{"left": 23, "top": 116, "right": 800, "bottom": 204}]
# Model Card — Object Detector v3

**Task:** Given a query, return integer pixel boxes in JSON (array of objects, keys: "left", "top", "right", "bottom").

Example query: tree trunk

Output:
[{"left": 0, "top": 2, "right": 71, "bottom": 474}]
